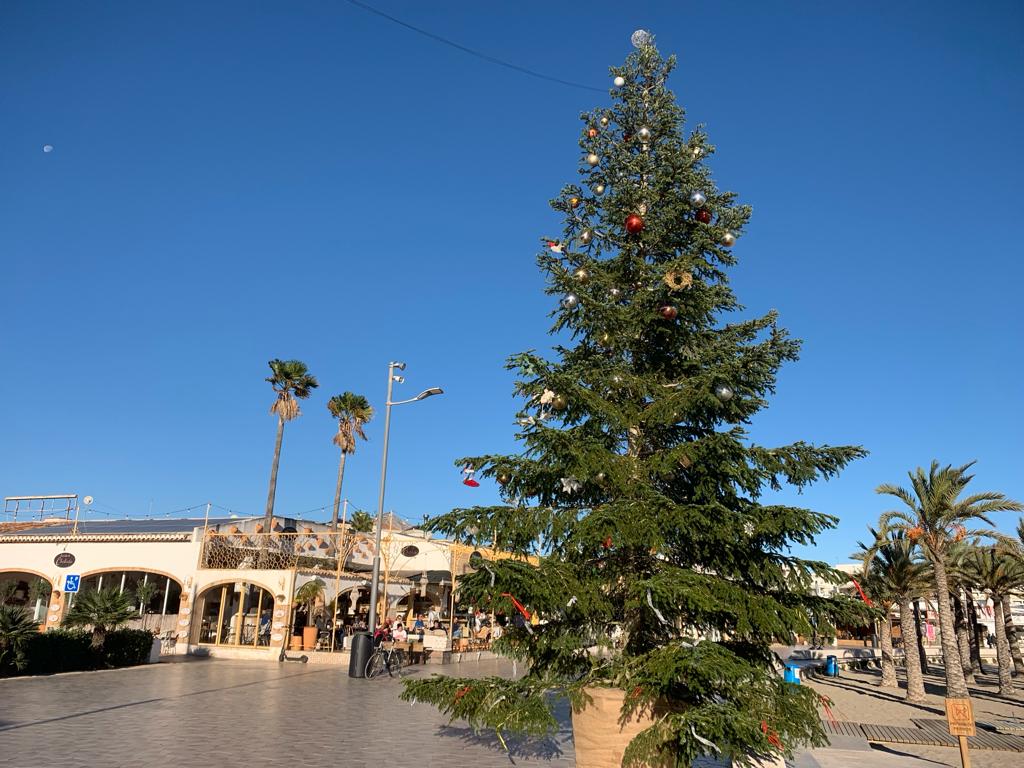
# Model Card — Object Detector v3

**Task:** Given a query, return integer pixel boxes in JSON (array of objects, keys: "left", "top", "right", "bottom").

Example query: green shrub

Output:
[
  {"left": 102, "top": 629, "right": 154, "bottom": 668},
  {"left": 22, "top": 629, "right": 95, "bottom": 675}
]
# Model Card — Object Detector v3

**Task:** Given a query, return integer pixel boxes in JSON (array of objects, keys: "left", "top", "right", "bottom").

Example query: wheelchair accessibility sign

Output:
[{"left": 63, "top": 574, "right": 81, "bottom": 593}]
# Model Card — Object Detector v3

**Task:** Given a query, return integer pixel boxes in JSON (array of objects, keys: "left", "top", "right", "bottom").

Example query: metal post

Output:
[{"left": 367, "top": 363, "right": 397, "bottom": 633}]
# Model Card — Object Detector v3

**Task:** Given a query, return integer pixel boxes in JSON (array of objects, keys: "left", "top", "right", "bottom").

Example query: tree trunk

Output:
[
  {"left": 1001, "top": 594, "right": 1024, "bottom": 676},
  {"left": 952, "top": 590, "right": 974, "bottom": 683},
  {"left": 91, "top": 625, "right": 105, "bottom": 650},
  {"left": 899, "top": 598, "right": 927, "bottom": 702},
  {"left": 330, "top": 451, "right": 348, "bottom": 532},
  {"left": 263, "top": 415, "right": 286, "bottom": 535},
  {"left": 913, "top": 601, "right": 931, "bottom": 674},
  {"left": 993, "top": 596, "right": 1014, "bottom": 695},
  {"left": 965, "top": 586, "right": 984, "bottom": 674},
  {"left": 932, "top": 559, "right": 970, "bottom": 698},
  {"left": 880, "top": 609, "right": 897, "bottom": 688}
]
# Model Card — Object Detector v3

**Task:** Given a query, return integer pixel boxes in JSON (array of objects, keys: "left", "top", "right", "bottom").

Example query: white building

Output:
[{"left": 0, "top": 513, "right": 493, "bottom": 660}]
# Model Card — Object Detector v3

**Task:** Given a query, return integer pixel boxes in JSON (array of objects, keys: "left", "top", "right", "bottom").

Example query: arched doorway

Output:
[
  {"left": 195, "top": 582, "right": 275, "bottom": 648},
  {"left": 0, "top": 571, "right": 52, "bottom": 623},
  {"left": 76, "top": 571, "right": 182, "bottom": 636}
]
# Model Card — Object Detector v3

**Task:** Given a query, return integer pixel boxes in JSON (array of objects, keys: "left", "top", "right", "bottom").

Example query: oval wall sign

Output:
[{"left": 54, "top": 552, "right": 76, "bottom": 568}]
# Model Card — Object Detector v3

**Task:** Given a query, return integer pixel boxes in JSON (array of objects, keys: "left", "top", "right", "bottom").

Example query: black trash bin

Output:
[{"left": 348, "top": 632, "right": 372, "bottom": 678}]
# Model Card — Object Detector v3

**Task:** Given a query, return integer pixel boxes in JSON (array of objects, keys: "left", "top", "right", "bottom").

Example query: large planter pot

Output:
[
  {"left": 289, "top": 634, "right": 303, "bottom": 651},
  {"left": 302, "top": 625, "right": 318, "bottom": 651},
  {"left": 572, "top": 687, "right": 666, "bottom": 768}
]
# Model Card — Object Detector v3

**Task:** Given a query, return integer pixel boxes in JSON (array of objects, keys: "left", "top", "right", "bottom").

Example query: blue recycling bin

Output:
[
  {"left": 784, "top": 664, "right": 801, "bottom": 684},
  {"left": 825, "top": 655, "right": 839, "bottom": 677}
]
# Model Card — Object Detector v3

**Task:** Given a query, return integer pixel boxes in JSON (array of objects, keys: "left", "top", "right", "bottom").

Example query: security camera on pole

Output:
[{"left": 348, "top": 361, "right": 443, "bottom": 678}]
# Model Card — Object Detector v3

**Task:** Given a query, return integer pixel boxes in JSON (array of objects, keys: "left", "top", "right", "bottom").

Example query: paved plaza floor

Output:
[
  {"left": 0, "top": 657, "right": 985, "bottom": 768},
  {"left": 0, "top": 658, "right": 574, "bottom": 768}
]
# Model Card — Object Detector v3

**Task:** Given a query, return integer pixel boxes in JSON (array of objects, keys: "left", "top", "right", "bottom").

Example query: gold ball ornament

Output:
[
  {"left": 496, "top": 472, "right": 511, "bottom": 486},
  {"left": 551, "top": 394, "right": 568, "bottom": 411},
  {"left": 568, "top": 196, "right": 581, "bottom": 208},
  {"left": 664, "top": 271, "right": 693, "bottom": 291},
  {"left": 600, "top": 115, "right": 610, "bottom": 127},
  {"left": 586, "top": 153, "right": 599, "bottom": 167},
  {"left": 595, "top": 472, "right": 608, "bottom": 485},
  {"left": 637, "top": 126, "right": 652, "bottom": 142},
  {"left": 598, "top": 332, "right": 613, "bottom": 347},
  {"left": 594, "top": 183, "right": 605, "bottom": 196},
  {"left": 573, "top": 267, "right": 590, "bottom": 283},
  {"left": 579, "top": 229, "right": 593, "bottom": 245},
  {"left": 721, "top": 231, "right": 736, "bottom": 247}
]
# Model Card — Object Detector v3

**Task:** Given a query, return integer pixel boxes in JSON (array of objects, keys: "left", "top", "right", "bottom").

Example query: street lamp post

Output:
[{"left": 366, "top": 362, "right": 443, "bottom": 633}]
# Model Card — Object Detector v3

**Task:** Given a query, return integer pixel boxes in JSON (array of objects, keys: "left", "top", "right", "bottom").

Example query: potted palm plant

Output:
[{"left": 294, "top": 579, "right": 325, "bottom": 650}]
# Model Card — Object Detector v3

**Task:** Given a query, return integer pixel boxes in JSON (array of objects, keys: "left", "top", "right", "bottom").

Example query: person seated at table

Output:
[
  {"left": 430, "top": 621, "right": 447, "bottom": 634},
  {"left": 452, "top": 622, "right": 463, "bottom": 639},
  {"left": 392, "top": 620, "right": 408, "bottom": 643},
  {"left": 413, "top": 614, "right": 425, "bottom": 631}
]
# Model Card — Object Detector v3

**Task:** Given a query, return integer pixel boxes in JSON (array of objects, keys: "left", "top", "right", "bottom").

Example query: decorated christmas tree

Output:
[{"left": 403, "top": 33, "right": 867, "bottom": 767}]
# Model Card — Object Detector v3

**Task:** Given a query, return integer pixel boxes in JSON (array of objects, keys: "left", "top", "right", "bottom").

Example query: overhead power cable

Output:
[{"left": 341, "top": 0, "right": 605, "bottom": 93}]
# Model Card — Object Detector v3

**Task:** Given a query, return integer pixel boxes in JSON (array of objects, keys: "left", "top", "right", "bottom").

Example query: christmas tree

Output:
[{"left": 403, "top": 33, "right": 867, "bottom": 767}]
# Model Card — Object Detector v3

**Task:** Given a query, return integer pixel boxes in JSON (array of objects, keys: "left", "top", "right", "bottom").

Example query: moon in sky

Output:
[{"left": 43, "top": 144, "right": 54, "bottom": 153}]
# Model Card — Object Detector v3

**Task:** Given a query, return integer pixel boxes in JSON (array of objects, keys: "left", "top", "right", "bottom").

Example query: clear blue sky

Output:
[{"left": 3, "top": 1, "right": 1022, "bottom": 562}]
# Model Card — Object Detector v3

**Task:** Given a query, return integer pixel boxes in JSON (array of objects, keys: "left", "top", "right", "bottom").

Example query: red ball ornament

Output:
[
  {"left": 625, "top": 214, "right": 644, "bottom": 234},
  {"left": 659, "top": 305, "right": 678, "bottom": 320},
  {"left": 695, "top": 209, "right": 712, "bottom": 224}
]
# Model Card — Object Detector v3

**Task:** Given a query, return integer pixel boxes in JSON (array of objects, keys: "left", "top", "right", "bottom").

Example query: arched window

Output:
[
  {"left": 0, "top": 572, "right": 52, "bottom": 622},
  {"left": 196, "top": 582, "right": 275, "bottom": 647},
  {"left": 75, "top": 571, "right": 182, "bottom": 634}
]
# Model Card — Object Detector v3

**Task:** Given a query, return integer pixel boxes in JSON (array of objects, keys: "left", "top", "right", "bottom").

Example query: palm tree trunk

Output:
[
  {"left": 880, "top": 609, "right": 897, "bottom": 688},
  {"left": 952, "top": 590, "right": 974, "bottom": 683},
  {"left": 932, "top": 558, "right": 970, "bottom": 698},
  {"left": 993, "top": 596, "right": 1014, "bottom": 695},
  {"left": 330, "top": 451, "right": 348, "bottom": 532},
  {"left": 965, "top": 586, "right": 984, "bottom": 673},
  {"left": 900, "top": 598, "right": 927, "bottom": 702},
  {"left": 91, "top": 626, "right": 105, "bottom": 650},
  {"left": 263, "top": 415, "right": 286, "bottom": 535},
  {"left": 1001, "top": 594, "right": 1024, "bottom": 675},
  {"left": 913, "top": 601, "right": 931, "bottom": 674}
]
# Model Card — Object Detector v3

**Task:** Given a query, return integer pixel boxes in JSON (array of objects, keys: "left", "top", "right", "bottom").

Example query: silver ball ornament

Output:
[
  {"left": 637, "top": 126, "right": 652, "bottom": 142},
  {"left": 561, "top": 293, "right": 580, "bottom": 310},
  {"left": 714, "top": 384, "right": 734, "bottom": 402},
  {"left": 689, "top": 191, "right": 707, "bottom": 208},
  {"left": 608, "top": 287, "right": 622, "bottom": 300},
  {"left": 579, "top": 230, "right": 593, "bottom": 245},
  {"left": 630, "top": 29, "right": 653, "bottom": 48},
  {"left": 586, "top": 153, "right": 600, "bottom": 167},
  {"left": 600, "top": 116, "right": 610, "bottom": 127},
  {"left": 613, "top": 76, "right": 626, "bottom": 88},
  {"left": 721, "top": 231, "right": 736, "bottom": 247},
  {"left": 594, "top": 183, "right": 605, "bottom": 195}
]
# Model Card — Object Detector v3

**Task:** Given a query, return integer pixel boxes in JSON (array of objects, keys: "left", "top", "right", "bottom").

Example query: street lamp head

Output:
[
  {"left": 393, "top": 375, "right": 405, "bottom": 384},
  {"left": 391, "top": 361, "right": 406, "bottom": 371},
  {"left": 416, "top": 387, "right": 444, "bottom": 401}
]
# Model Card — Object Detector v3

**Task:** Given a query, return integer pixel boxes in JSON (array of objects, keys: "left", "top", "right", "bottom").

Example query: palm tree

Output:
[
  {"left": 877, "top": 461, "right": 1024, "bottom": 699},
  {"left": 946, "top": 542, "right": 976, "bottom": 683},
  {"left": 294, "top": 579, "right": 326, "bottom": 628},
  {"left": 263, "top": 359, "right": 319, "bottom": 535},
  {"left": 856, "top": 528, "right": 931, "bottom": 702},
  {"left": 62, "top": 588, "right": 137, "bottom": 649},
  {"left": 349, "top": 509, "right": 375, "bottom": 533},
  {"left": 133, "top": 581, "right": 159, "bottom": 630},
  {"left": 0, "top": 604, "right": 39, "bottom": 671},
  {"left": 327, "top": 393, "right": 374, "bottom": 532},
  {"left": 960, "top": 546, "right": 1024, "bottom": 695}
]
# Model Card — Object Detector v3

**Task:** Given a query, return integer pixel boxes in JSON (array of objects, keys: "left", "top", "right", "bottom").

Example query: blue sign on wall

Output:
[{"left": 63, "top": 574, "right": 81, "bottom": 593}]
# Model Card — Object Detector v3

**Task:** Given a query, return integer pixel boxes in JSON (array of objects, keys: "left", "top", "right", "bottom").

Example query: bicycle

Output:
[{"left": 365, "top": 641, "right": 405, "bottom": 679}]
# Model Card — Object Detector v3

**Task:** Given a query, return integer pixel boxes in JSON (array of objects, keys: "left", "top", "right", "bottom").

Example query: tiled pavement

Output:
[{"left": 0, "top": 658, "right": 574, "bottom": 768}]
